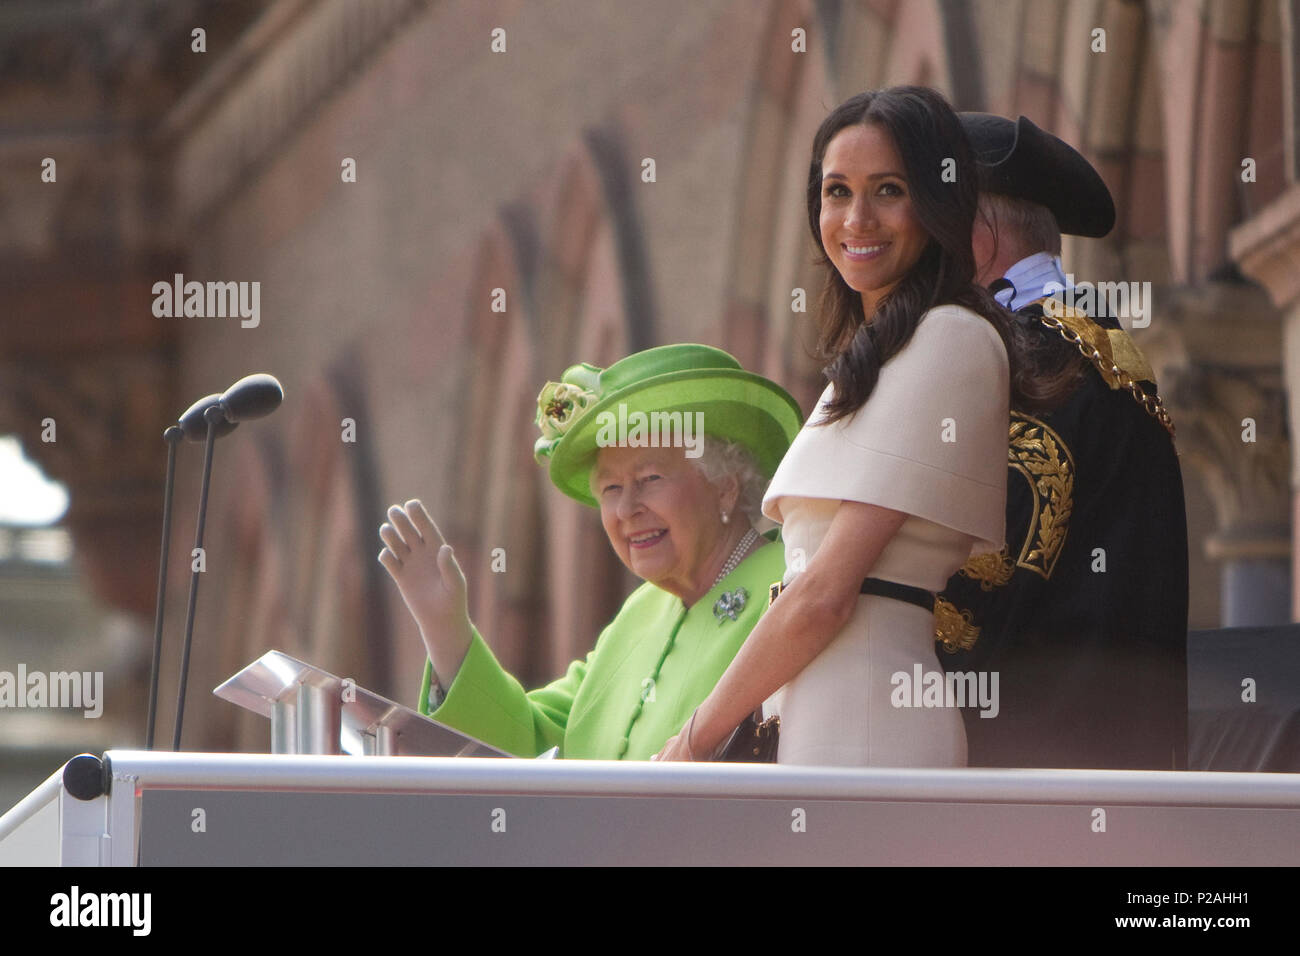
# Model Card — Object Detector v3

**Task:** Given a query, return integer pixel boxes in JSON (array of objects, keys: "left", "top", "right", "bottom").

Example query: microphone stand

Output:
[
  {"left": 172, "top": 405, "right": 225, "bottom": 751},
  {"left": 144, "top": 425, "right": 184, "bottom": 750}
]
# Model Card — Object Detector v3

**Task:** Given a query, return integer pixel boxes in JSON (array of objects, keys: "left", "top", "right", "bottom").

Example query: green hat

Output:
[{"left": 533, "top": 344, "right": 803, "bottom": 507}]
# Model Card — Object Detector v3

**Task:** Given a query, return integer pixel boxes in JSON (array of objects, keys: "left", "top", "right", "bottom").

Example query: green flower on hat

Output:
[
  {"left": 538, "top": 381, "right": 598, "bottom": 439},
  {"left": 534, "top": 364, "right": 600, "bottom": 463}
]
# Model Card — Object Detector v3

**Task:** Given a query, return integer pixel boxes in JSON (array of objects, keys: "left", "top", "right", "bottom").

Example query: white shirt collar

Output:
[{"left": 995, "top": 253, "right": 1069, "bottom": 311}]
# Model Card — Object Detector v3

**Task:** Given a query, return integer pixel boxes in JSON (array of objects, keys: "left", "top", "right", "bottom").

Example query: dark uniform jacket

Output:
[{"left": 934, "top": 295, "right": 1189, "bottom": 769}]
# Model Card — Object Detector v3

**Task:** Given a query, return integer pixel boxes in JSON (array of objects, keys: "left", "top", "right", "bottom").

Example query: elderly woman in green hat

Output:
[{"left": 377, "top": 344, "right": 801, "bottom": 759}]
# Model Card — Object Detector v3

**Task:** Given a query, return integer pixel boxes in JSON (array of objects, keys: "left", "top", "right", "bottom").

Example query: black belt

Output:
[{"left": 768, "top": 577, "right": 934, "bottom": 611}]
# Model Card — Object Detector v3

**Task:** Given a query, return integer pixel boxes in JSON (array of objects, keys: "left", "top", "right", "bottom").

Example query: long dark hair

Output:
[{"left": 806, "top": 86, "right": 1072, "bottom": 422}]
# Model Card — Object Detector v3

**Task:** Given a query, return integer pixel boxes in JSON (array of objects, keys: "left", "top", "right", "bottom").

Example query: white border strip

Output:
[{"left": 101, "top": 750, "right": 1300, "bottom": 808}]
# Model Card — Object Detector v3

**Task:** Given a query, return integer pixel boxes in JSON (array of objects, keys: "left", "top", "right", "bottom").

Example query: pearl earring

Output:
[{"left": 721, "top": 511, "right": 729, "bottom": 524}]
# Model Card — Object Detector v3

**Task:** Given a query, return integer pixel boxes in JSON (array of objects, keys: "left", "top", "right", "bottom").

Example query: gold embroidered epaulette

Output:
[{"left": 1024, "top": 296, "right": 1176, "bottom": 441}]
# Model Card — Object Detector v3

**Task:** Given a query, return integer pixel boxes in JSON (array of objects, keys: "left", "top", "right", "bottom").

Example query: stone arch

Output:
[
  {"left": 1143, "top": 0, "right": 1285, "bottom": 283},
  {"left": 536, "top": 206, "right": 638, "bottom": 679},
  {"left": 522, "top": 133, "right": 654, "bottom": 679},
  {"left": 729, "top": 0, "right": 833, "bottom": 414},
  {"left": 471, "top": 316, "right": 547, "bottom": 683},
  {"left": 204, "top": 432, "right": 289, "bottom": 751},
  {"left": 448, "top": 224, "right": 527, "bottom": 558},
  {"left": 277, "top": 373, "right": 378, "bottom": 693},
  {"left": 812, "top": 0, "right": 971, "bottom": 99},
  {"left": 533, "top": 126, "right": 655, "bottom": 364},
  {"left": 464, "top": 212, "right": 546, "bottom": 681},
  {"left": 533, "top": 146, "right": 609, "bottom": 373}
]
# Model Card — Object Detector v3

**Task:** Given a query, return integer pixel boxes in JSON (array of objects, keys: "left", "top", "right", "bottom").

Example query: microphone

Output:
[
  {"left": 178, "top": 394, "right": 239, "bottom": 442},
  {"left": 144, "top": 424, "right": 183, "bottom": 751},
  {"left": 145, "top": 392, "right": 243, "bottom": 750},
  {"left": 219, "top": 373, "right": 283, "bottom": 422},
  {"left": 172, "top": 373, "right": 284, "bottom": 752}
]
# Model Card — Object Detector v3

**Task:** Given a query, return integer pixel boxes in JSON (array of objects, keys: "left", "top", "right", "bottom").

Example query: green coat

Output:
[{"left": 417, "top": 535, "right": 784, "bottom": 759}]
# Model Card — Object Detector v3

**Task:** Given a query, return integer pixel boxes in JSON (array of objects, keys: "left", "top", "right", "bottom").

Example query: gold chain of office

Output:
[{"left": 1035, "top": 312, "right": 1177, "bottom": 442}]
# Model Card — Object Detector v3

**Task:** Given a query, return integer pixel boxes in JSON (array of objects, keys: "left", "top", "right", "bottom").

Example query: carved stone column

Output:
[
  {"left": 1148, "top": 283, "right": 1291, "bottom": 625},
  {"left": 1230, "top": 193, "right": 1300, "bottom": 620}
]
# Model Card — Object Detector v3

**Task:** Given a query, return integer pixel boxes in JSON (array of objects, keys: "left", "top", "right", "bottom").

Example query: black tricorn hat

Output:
[{"left": 959, "top": 113, "right": 1116, "bottom": 238}]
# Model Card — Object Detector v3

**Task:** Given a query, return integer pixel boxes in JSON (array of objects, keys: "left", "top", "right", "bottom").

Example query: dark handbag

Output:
[{"left": 715, "top": 707, "right": 779, "bottom": 762}]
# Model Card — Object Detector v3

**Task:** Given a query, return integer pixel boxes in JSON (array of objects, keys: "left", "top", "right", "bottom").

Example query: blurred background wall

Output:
[{"left": 0, "top": 0, "right": 1294, "bottom": 802}]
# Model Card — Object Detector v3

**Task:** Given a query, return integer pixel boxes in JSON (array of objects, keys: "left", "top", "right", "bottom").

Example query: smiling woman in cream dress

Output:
[
  {"left": 656, "top": 86, "right": 1017, "bottom": 767},
  {"left": 761, "top": 304, "right": 1007, "bottom": 765}
]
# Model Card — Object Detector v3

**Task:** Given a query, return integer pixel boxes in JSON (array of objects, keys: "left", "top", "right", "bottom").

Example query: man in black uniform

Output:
[{"left": 934, "top": 113, "right": 1189, "bottom": 770}]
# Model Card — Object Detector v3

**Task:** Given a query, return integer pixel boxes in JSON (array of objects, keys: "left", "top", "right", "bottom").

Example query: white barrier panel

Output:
[
  {"left": 3, "top": 750, "right": 1300, "bottom": 865},
  {"left": 0, "top": 769, "right": 62, "bottom": 867}
]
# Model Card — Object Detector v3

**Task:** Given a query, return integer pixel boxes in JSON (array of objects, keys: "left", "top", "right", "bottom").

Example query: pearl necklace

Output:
[{"left": 711, "top": 527, "right": 759, "bottom": 590}]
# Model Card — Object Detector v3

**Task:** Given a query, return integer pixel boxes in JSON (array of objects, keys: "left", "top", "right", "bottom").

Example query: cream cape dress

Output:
[{"left": 761, "top": 304, "right": 1009, "bottom": 767}]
